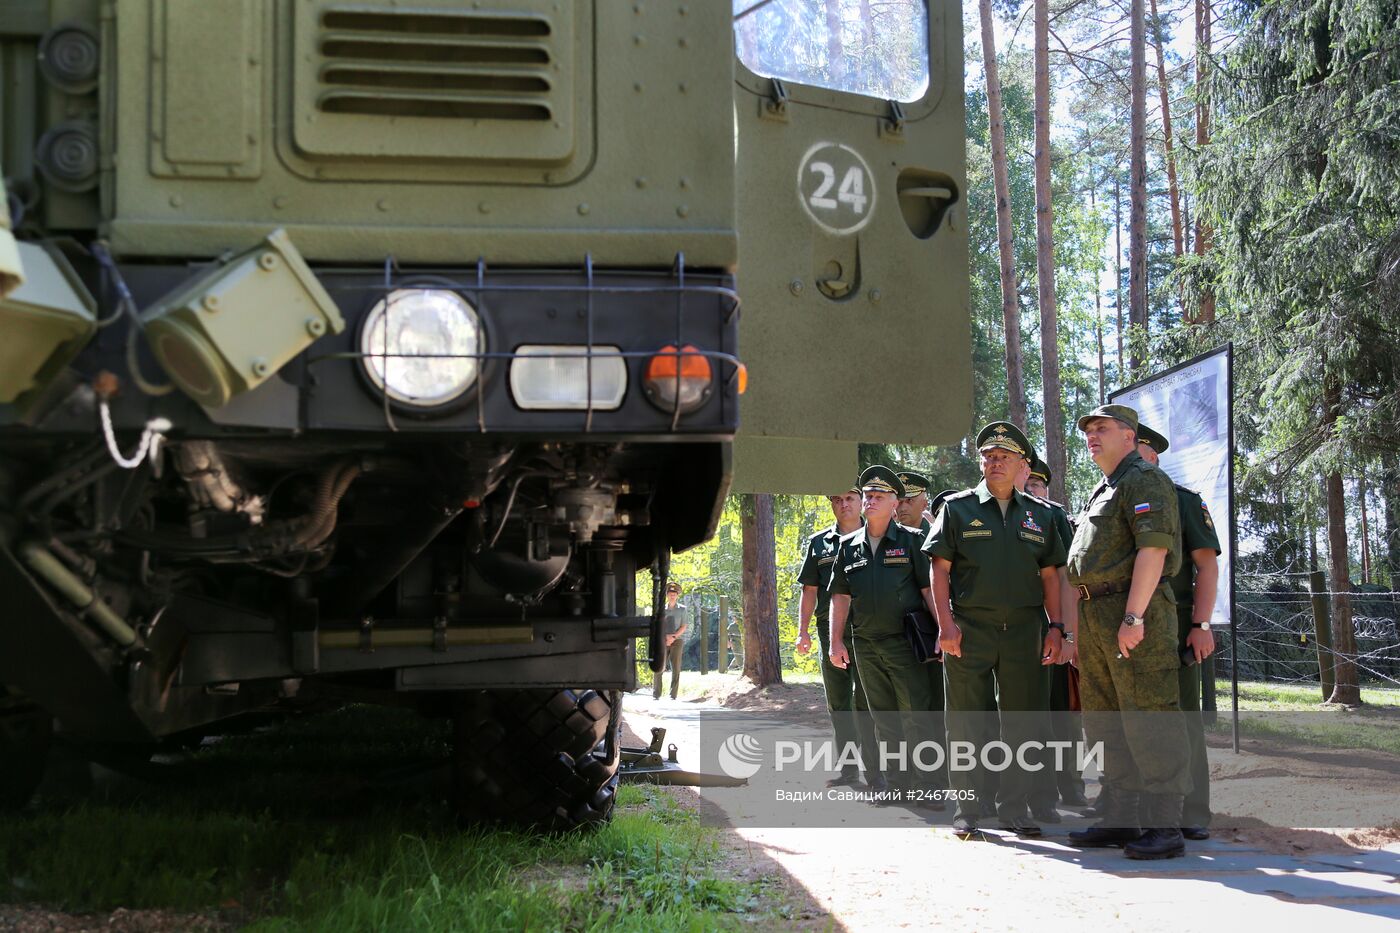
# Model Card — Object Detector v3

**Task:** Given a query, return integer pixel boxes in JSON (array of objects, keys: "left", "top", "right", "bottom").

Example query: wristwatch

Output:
[
  {"left": 1190, "top": 621, "right": 1212, "bottom": 631},
  {"left": 1122, "top": 612, "right": 1145, "bottom": 628},
  {"left": 1047, "top": 621, "right": 1066, "bottom": 636},
  {"left": 1063, "top": 631, "right": 1076, "bottom": 645}
]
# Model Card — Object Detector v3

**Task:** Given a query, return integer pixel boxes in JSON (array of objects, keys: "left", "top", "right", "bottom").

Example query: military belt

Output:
[{"left": 1075, "top": 579, "right": 1132, "bottom": 600}]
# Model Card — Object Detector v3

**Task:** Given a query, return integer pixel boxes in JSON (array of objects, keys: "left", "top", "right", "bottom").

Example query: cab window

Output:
[{"left": 733, "top": 0, "right": 930, "bottom": 102}]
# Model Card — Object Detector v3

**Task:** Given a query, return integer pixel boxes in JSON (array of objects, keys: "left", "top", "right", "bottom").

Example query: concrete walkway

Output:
[{"left": 626, "top": 692, "right": 1400, "bottom": 932}]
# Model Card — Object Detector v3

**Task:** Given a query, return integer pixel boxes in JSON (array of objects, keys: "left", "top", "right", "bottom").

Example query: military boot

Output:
[
  {"left": 1124, "top": 794, "right": 1186, "bottom": 860},
  {"left": 1066, "top": 787, "right": 1143, "bottom": 848}
]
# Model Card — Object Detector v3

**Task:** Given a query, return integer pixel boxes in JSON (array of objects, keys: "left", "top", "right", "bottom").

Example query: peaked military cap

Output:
[
  {"left": 896, "top": 470, "right": 930, "bottom": 499},
  {"left": 665, "top": 581, "right": 681, "bottom": 594},
  {"left": 929, "top": 488, "right": 958, "bottom": 514},
  {"left": 1029, "top": 454, "right": 1052, "bottom": 484},
  {"left": 1076, "top": 403, "right": 1138, "bottom": 433},
  {"left": 858, "top": 464, "right": 905, "bottom": 497},
  {"left": 976, "top": 421, "right": 1032, "bottom": 459},
  {"left": 1136, "top": 422, "right": 1169, "bottom": 454},
  {"left": 830, "top": 480, "right": 861, "bottom": 497}
]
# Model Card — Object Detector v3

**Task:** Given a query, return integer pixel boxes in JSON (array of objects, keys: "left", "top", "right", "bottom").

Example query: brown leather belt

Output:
[{"left": 1076, "top": 579, "right": 1132, "bottom": 600}]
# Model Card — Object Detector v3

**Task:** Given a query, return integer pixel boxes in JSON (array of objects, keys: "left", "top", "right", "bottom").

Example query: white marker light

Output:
[{"left": 509, "top": 344, "right": 627, "bottom": 411}]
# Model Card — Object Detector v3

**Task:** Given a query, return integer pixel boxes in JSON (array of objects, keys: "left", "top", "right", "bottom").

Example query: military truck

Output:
[{"left": 0, "top": 0, "right": 969, "bottom": 827}]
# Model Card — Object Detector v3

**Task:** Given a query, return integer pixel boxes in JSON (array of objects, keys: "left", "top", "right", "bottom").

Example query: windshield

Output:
[{"left": 733, "top": 0, "right": 930, "bottom": 103}]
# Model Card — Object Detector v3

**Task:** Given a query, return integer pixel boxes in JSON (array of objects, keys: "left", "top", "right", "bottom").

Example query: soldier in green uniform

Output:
[
  {"left": 1021, "top": 454, "right": 1090, "bottom": 812},
  {"left": 1065, "top": 404, "right": 1191, "bottom": 860},
  {"left": 828, "top": 465, "right": 940, "bottom": 804},
  {"left": 1136, "top": 423, "right": 1220, "bottom": 840},
  {"left": 924, "top": 423, "right": 1067, "bottom": 837},
  {"left": 896, "top": 471, "right": 934, "bottom": 534},
  {"left": 796, "top": 483, "right": 881, "bottom": 788},
  {"left": 653, "top": 582, "right": 687, "bottom": 700}
]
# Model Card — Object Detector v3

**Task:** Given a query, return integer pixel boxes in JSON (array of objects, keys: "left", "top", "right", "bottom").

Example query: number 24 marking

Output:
[{"left": 809, "top": 163, "right": 868, "bottom": 214}]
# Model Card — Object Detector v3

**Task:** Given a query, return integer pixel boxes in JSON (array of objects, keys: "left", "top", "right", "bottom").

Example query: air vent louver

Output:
[{"left": 316, "top": 8, "right": 554, "bottom": 122}]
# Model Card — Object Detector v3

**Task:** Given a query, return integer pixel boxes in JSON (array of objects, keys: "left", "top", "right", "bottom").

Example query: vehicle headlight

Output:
[
  {"left": 359, "top": 289, "right": 481, "bottom": 407},
  {"left": 509, "top": 345, "right": 627, "bottom": 411}
]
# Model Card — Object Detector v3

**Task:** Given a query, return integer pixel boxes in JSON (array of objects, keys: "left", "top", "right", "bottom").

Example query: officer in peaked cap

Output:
[
  {"left": 923, "top": 422, "right": 1068, "bottom": 837},
  {"left": 827, "top": 465, "right": 942, "bottom": 805},
  {"left": 896, "top": 471, "right": 933, "bottom": 535},
  {"left": 1016, "top": 451, "right": 1089, "bottom": 814},
  {"left": 797, "top": 480, "right": 881, "bottom": 789},
  {"left": 1136, "top": 422, "right": 1220, "bottom": 841},
  {"left": 1066, "top": 403, "right": 1190, "bottom": 859}
]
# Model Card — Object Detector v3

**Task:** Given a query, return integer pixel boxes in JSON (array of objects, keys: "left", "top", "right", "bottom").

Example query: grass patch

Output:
[
  {"left": 0, "top": 706, "right": 778, "bottom": 930},
  {"left": 1208, "top": 680, "right": 1400, "bottom": 756},
  {"left": 1217, "top": 680, "right": 1400, "bottom": 711}
]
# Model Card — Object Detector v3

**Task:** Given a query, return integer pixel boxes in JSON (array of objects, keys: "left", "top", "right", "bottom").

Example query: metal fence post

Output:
[
  {"left": 718, "top": 595, "right": 730, "bottom": 672},
  {"left": 699, "top": 603, "right": 710, "bottom": 675}
]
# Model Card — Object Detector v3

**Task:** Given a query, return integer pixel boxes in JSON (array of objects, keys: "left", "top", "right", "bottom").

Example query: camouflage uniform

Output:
[{"left": 1067, "top": 449, "right": 1190, "bottom": 798}]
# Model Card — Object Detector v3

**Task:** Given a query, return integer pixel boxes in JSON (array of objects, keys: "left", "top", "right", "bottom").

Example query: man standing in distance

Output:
[
  {"left": 924, "top": 423, "right": 1067, "bottom": 837},
  {"left": 1065, "top": 404, "right": 1191, "bottom": 860},
  {"left": 829, "top": 466, "right": 939, "bottom": 804},
  {"left": 653, "top": 582, "right": 687, "bottom": 701},
  {"left": 797, "top": 483, "right": 880, "bottom": 788},
  {"left": 1021, "top": 454, "right": 1089, "bottom": 813},
  {"left": 1136, "top": 423, "right": 1220, "bottom": 840}
]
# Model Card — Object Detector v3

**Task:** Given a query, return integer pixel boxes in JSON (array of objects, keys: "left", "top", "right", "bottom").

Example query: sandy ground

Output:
[{"left": 623, "top": 674, "right": 1400, "bottom": 932}]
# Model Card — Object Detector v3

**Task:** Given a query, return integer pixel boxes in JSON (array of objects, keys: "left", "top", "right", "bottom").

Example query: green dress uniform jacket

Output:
[
  {"left": 1172, "top": 485, "right": 1221, "bottom": 826},
  {"left": 922, "top": 482, "right": 1065, "bottom": 820},
  {"left": 828, "top": 520, "right": 937, "bottom": 793},
  {"left": 1067, "top": 449, "right": 1190, "bottom": 797},
  {"left": 829, "top": 523, "right": 931, "bottom": 641}
]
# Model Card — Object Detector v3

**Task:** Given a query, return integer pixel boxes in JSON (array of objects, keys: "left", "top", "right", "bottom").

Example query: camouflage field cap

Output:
[
  {"left": 1136, "top": 422, "right": 1169, "bottom": 454},
  {"left": 896, "top": 470, "right": 930, "bottom": 500},
  {"left": 859, "top": 465, "right": 905, "bottom": 498},
  {"left": 1029, "top": 454, "right": 1052, "bottom": 484},
  {"left": 977, "top": 421, "right": 1032, "bottom": 459},
  {"left": 1076, "top": 403, "right": 1138, "bottom": 433}
]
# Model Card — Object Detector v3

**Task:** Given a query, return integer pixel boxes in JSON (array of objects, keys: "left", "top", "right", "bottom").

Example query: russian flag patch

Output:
[{"left": 1134, "top": 502, "right": 1151, "bottom": 514}]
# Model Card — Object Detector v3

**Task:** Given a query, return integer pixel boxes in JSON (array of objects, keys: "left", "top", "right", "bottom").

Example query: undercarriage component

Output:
[
  {"left": 619, "top": 726, "right": 748, "bottom": 788},
  {"left": 451, "top": 688, "right": 620, "bottom": 830},
  {"left": 17, "top": 540, "right": 137, "bottom": 647},
  {"left": 171, "top": 441, "right": 265, "bottom": 525}
]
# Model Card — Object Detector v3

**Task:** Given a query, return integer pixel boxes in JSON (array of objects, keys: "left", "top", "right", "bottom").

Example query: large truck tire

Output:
[
  {"left": 0, "top": 692, "right": 52, "bottom": 809},
  {"left": 451, "top": 689, "right": 621, "bottom": 831}
]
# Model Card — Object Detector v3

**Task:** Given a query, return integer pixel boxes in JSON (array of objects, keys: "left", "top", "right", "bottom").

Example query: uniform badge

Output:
[
  {"left": 1202, "top": 501, "right": 1214, "bottom": 528},
  {"left": 1134, "top": 502, "right": 1151, "bottom": 514},
  {"left": 969, "top": 519, "right": 984, "bottom": 527},
  {"left": 885, "top": 548, "right": 906, "bottom": 557},
  {"left": 1021, "top": 511, "right": 1043, "bottom": 533}
]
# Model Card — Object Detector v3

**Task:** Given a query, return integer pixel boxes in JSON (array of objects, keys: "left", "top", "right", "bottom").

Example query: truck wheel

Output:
[
  {"left": 451, "top": 689, "right": 621, "bottom": 831},
  {"left": 0, "top": 694, "right": 52, "bottom": 809}
]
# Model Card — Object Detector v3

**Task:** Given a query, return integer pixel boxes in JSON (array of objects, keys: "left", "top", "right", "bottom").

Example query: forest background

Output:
[{"left": 647, "top": 0, "right": 1400, "bottom": 705}]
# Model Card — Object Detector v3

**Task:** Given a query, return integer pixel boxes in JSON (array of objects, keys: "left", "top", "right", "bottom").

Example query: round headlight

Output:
[{"left": 360, "top": 289, "right": 482, "bottom": 407}]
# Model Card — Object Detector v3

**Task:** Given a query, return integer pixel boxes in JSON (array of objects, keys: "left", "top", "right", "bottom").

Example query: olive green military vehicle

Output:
[{"left": 0, "top": 0, "right": 969, "bottom": 826}]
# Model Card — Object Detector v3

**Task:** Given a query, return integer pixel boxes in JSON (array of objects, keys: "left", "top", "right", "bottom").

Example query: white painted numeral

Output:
[
  {"left": 837, "top": 166, "right": 867, "bottom": 214},
  {"left": 809, "top": 162, "right": 837, "bottom": 209}
]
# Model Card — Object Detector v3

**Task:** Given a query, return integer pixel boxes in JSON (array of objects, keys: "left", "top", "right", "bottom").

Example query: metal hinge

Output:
[
  {"left": 761, "top": 77, "right": 790, "bottom": 122},
  {"left": 881, "top": 99, "right": 906, "bottom": 139}
]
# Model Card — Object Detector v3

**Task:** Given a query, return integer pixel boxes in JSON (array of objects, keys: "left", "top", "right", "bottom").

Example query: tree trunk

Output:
[
  {"left": 1091, "top": 180, "right": 1105, "bottom": 404},
  {"left": 1150, "top": 0, "right": 1184, "bottom": 262},
  {"left": 740, "top": 493, "right": 783, "bottom": 686},
  {"left": 1193, "top": 0, "right": 1216, "bottom": 322},
  {"left": 1359, "top": 469, "right": 1371, "bottom": 585},
  {"left": 980, "top": 0, "right": 1027, "bottom": 428},
  {"left": 1382, "top": 451, "right": 1400, "bottom": 587},
  {"left": 1128, "top": 0, "right": 1148, "bottom": 377},
  {"left": 1115, "top": 172, "right": 1125, "bottom": 382},
  {"left": 1323, "top": 382, "right": 1361, "bottom": 705},
  {"left": 825, "top": 0, "right": 846, "bottom": 87},
  {"left": 1033, "top": 0, "right": 1066, "bottom": 501}
]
